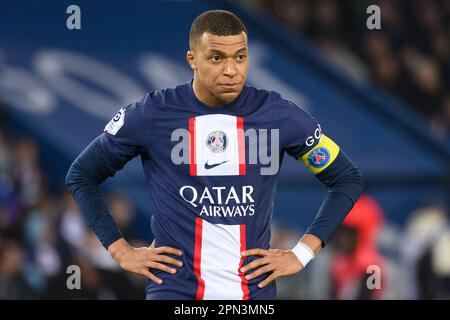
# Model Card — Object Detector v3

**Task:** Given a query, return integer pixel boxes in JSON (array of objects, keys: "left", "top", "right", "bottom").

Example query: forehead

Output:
[{"left": 197, "top": 32, "right": 248, "bottom": 53}]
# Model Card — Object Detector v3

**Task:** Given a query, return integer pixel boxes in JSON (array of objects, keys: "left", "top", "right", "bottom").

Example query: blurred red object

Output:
[{"left": 331, "top": 194, "right": 386, "bottom": 299}]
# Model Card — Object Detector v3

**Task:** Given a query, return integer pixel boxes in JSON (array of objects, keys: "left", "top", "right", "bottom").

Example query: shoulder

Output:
[
  {"left": 118, "top": 82, "right": 185, "bottom": 118},
  {"left": 244, "top": 85, "right": 281, "bottom": 107},
  {"left": 104, "top": 92, "right": 155, "bottom": 136},
  {"left": 245, "top": 86, "right": 316, "bottom": 125},
  {"left": 116, "top": 81, "right": 191, "bottom": 122},
  {"left": 145, "top": 82, "right": 190, "bottom": 108},
  {"left": 267, "top": 90, "right": 313, "bottom": 121}
]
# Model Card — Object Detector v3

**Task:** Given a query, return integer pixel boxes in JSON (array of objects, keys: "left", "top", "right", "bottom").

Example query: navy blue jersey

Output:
[{"left": 99, "top": 80, "right": 342, "bottom": 300}]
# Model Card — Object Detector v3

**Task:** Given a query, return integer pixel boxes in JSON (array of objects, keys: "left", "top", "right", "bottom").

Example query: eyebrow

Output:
[{"left": 207, "top": 47, "right": 248, "bottom": 55}]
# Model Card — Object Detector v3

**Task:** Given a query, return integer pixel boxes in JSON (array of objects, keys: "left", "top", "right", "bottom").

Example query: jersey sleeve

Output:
[
  {"left": 283, "top": 102, "right": 340, "bottom": 175},
  {"left": 99, "top": 93, "right": 151, "bottom": 167},
  {"left": 282, "top": 101, "right": 365, "bottom": 246}
]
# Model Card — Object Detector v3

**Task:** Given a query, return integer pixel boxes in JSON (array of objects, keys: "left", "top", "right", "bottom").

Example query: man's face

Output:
[{"left": 187, "top": 32, "right": 249, "bottom": 105}]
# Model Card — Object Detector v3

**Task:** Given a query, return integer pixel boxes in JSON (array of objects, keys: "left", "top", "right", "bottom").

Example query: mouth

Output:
[{"left": 221, "top": 83, "right": 240, "bottom": 89}]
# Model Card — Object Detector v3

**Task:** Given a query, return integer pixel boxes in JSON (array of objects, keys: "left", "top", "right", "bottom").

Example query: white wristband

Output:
[{"left": 291, "top": 242, "right": 315, "bottom": 267}]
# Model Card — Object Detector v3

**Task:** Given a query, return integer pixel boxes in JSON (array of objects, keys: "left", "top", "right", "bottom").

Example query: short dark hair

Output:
[{"left": 189, "top": 10, "right": 248, "bottom": 49}]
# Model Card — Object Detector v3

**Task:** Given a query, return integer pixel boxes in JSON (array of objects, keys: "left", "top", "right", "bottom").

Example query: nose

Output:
[{"left": 223, "top": 59, "right": 237, "bottom": 78}]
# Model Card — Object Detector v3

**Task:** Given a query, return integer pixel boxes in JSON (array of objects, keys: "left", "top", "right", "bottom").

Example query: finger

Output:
[
  {"left": 242, "top": 248, "right": 269, "bottom": 257},
  {"left": 156, "top": 246, "right": 183, "bottom": 256},
  {"left": 147, "top": 262, "right": 177, "bottom": 275},
  {"left": 241, "top": 257, "right": 269, "bottom": 273},
  {"left": 245, "top": 265, "right": 275, "bottom": 281},
  {"left": 142, "top": 269, "right": 163, "bottom": 285},
  {"left": 153, "top": 255, "right": 183, "bottom": 267},
  {"left": 258, "top": 272, "right": 279, "bottom": 288}
]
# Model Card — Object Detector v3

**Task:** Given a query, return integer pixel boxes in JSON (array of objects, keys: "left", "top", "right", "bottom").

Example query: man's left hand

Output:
[{"left": 240, "top": 248, "right": 303, "bottom": 288}]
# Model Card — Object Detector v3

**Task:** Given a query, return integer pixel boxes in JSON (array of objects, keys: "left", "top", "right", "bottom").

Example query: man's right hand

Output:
[{"left": 108, "top": 238, "right": 183, "bottom": 284}]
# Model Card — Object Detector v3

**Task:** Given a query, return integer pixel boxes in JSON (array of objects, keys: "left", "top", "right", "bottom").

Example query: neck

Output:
[{"left": 192, "top": 77, "right": 226, "bottom": 107}]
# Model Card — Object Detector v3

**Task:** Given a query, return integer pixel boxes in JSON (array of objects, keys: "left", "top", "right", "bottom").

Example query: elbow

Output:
[
  {"left": 321, "top": 150, "right": 366, "bottom": 204},
  {"left": 351, "top": 164, "right": 365, "bottom": 188},
  {"left": 65, "top": 156, "right": 105, "bottom": 194},
  {"left": 65, "top": 161, "right": 78, "bottom": 193},
  {"left": 331, "top": 166, "right": 366, "bottom": 205},
  {"left": 65, "top": 158, "right": 89, "bottom": 193},
  {"left": 65, "top": 136, "right": 109, "bottom": 194},
  {"left": 356, "top": 169, "right": 366, "bottom": 196},
  {"left": 350, "top": 166, "right": 365, "bottom": 203}
]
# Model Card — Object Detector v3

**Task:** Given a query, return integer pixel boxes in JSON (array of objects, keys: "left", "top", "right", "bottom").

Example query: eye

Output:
[
  {"left": 210, "top": 55, "right": 221, "bottom": 62},
  {"left": 236, "top": 54, "right": 246, "bottom": 62}
]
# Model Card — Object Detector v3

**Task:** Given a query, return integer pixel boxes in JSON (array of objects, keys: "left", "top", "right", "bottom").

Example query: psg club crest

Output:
[
  {"left": 206, "top": 130, "right": 228, "bottom": 153},
  {"left": 307, "top": 147, "right": 330, "bottom": 168}
]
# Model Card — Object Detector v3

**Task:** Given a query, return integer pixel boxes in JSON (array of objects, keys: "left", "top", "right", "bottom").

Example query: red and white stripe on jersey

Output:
[
  {"left": 189, "top": 114, "right": 246, "bottom": 176},
  {"left": 193, "top": 217, "right": 250, "bottom": 300}
]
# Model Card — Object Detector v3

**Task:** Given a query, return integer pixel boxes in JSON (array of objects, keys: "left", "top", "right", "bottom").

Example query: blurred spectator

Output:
[
  {"left": 107, "top": 191, "right": 138, "bottom": 240},
  {"left": 251, "top": 0, "right": 450, "bottom": 139},
  {"left": 0, "top": 126, "right": 20, "bottom": 233},
  {"left": 0, "top": 239, "right": 36, "bottom": 299},
  {"left": 13, "top": 137, "right": 46, "bottom": 208},
  {"left": 0, "top": 117, "right": 148, "bottom": 299},
  {"left": 401, "top": 203, "right": 450, "bottom": 299},
  {"left": 316, "top": 36, "right": 370, "bottom": 83},
  {"left": 59, "top": 192, "right": 88, "bottom": 255},
  {"left": 330, "top": 194, "right": 386, "bottom": 299}
]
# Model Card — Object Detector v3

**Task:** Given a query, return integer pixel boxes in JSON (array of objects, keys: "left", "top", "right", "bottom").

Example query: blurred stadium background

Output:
[{"left": 0, "top": 0, "right": 448, "bottom": 299}]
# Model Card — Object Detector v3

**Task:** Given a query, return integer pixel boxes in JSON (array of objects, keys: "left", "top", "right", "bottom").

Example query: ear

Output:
[{"left": 186, "top": 50, "right": 197, "bottom": 70}]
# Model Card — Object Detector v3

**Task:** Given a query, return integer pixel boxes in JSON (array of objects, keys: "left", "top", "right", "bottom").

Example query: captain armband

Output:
[{"left": 300, "top": 134, "right": 340, "bottom": 175}]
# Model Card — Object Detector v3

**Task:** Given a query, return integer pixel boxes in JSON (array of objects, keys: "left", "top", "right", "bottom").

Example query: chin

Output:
[
  {"left": 219, "top": 92, "right": 239, "bottom": 104},
  {"left": 220, "top": 87, "right": 243, "bottom": 100}
]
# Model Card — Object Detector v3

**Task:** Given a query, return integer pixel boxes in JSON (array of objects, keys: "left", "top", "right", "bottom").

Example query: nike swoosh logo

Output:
[{"left": 204, "top": 160, "right": 229, "bottom": 170}]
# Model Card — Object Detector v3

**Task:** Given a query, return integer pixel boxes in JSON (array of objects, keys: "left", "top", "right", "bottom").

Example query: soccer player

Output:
[{"left": 66, "top": 10, "right": 364, "bottom": 300}]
